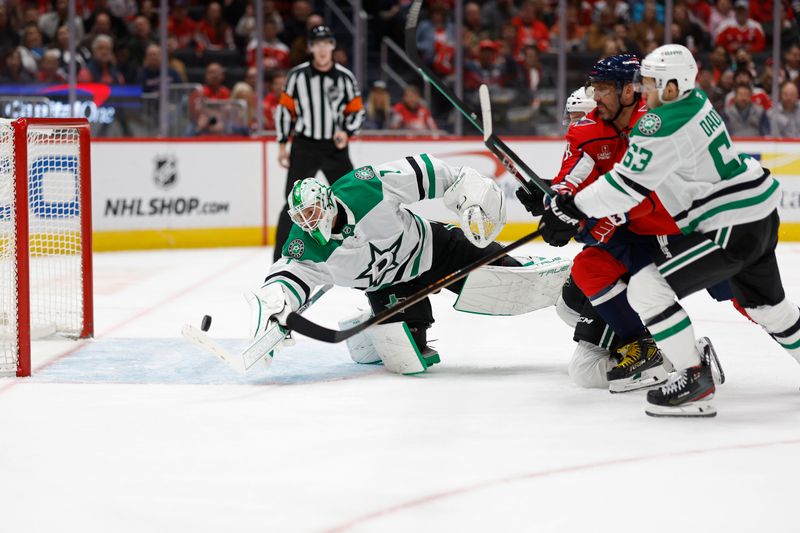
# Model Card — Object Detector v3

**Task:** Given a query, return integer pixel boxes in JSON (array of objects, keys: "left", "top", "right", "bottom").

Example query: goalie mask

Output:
[
  {"left": 563, "top": 86, "right": 596, "bottom": 125},
  {"left": 288, "top": 178, "right": 338, "bottom": 245}
]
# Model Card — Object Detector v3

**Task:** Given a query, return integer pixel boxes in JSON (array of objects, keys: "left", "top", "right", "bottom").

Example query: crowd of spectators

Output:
[
  {"left": 0, "top": 0, "right": 798, "bottom": 137},
  {"left": 382, "top": 0, "right": 800, "bottom": 137}
]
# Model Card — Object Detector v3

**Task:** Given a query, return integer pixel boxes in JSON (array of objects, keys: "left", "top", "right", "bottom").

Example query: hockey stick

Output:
[
  {"left": 182, "top": 284, "right": 333, "bottom": 372},
  {"left": 285, "top": 227, "right": 543, "bottom": 343},
  {"left": 404, "top": 0, "right": 552, "bottom": 198}
]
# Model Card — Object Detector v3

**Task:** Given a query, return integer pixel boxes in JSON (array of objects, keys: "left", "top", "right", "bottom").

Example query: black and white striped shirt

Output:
[{"left": 276, "top": 62, "right": 365, "bottom": 143}]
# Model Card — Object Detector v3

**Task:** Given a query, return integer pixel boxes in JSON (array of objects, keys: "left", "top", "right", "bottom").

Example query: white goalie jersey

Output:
[{"left": 265, "top": 154, "right": 468, "bottom": 310}]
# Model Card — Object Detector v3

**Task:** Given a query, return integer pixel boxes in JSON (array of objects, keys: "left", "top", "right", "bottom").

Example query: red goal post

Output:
[{"left": 1, "top": 118, "right": 93, "bottom": 377}]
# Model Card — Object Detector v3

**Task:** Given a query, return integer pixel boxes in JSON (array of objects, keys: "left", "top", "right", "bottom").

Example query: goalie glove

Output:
[
  {"left": 443, "top": 166, "right": 507, "bottom": 248},
  {"left": 246, "top": 282, "right": 294, "bottom": 339}
]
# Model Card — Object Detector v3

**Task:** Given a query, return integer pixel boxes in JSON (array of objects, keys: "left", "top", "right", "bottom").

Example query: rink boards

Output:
[{"left": 89, "top": 137, "right": 800, "bottom": 250}]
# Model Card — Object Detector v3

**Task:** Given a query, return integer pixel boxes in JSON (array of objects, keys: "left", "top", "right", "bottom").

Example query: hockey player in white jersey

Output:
[
  {"left": 539, "top": 44, "right": 798, "bottom": 417},
  {"left": 252, "top": 154, "right": 570, "bottom": 374}
]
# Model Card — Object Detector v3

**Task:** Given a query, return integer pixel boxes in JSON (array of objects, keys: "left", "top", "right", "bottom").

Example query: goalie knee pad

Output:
[
  {"left": 568, "top": 340, "right": 615, "bottom": 389},
  {"left": 338, "top": 309, "right": 380, "bottom": 364}
]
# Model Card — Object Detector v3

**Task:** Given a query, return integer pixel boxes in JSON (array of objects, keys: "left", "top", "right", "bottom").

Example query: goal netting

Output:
[{"left": 0, "top": 118, "right": 93, "bottom": 377}]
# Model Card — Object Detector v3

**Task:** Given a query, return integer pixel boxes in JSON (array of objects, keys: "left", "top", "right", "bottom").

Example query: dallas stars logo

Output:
[
  {"left": 355, "top": 236, "right": 402, "bottom": 287},
  {"left": 287, "top": 238, "right": 305, "bottom": 259},
  {"left": 638, "top": 113, "right": 662, "bottom": 136},
  {"left": 354, "top": 166, "right": 375, "bottom": 180}
]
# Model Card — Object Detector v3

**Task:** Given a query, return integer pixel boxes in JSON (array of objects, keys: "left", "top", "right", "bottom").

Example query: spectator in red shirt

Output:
[
  {"left": 36, "top": 49, "right": 66, "bottom": 83},
  {"left": 167, "top": 1, "right": 196, "bottom": 49},
  {"left": 724, "top": 66, "right": 772, "bottom": 110},
  {"left": 246, "top": 18, "right": 289, "bottom": 70},
  {"left": 202, "top": 62, "right": 230, "bottom": 100},
  {"left": 195, "top": 1, "right": 235, "bottom": 52},
  {"left": 465, "top": 40, "right": 517, "bottom": 90},
  {"left": 263, "top": 71, "right": 287, "bottom": 130},
  {"left": 550, "top": 4, "right": 590, "bottom": 53},
  {"left": 390, "top": 85, "right": 437, "bottom": 131},
  {"left": 685, "top": 0, "right": 712, "bottom": 31},
  {"left": 715, "top": 0, "right": 765, "bottom": 54},
  {"left": 416, "top": 1, "right": 455, "bottom": 77},
  {"left": 512, "top": 0, "right": 550, "bottom": 56},
  {"left": 709, "top": 0, "right": 735, "bottom": 37},
  {"left": 708, "top": 45, "right": 731, "bottom": 83},
  {"left": 77, "top": 34, "right": 125, "bottom": 84}
]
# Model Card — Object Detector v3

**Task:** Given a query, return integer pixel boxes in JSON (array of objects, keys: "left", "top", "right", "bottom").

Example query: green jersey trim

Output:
[
  {"left": 679, "top": 179, "right": 780, "bottom": 234},
  {"left": 632, "top": 89, "right": 706, "bottom": 139},
  {"left": 331, "top": 172, "right": 384, "bottom": 223},
  {"left": 604, "top": 172, "right": 632, "bottom": 196},
  {"left": 420, "top": 153, "right": 436, "bottom": 199},
  {"left": 282, "top": 225, "right": 341, "bottom": 263},
  {"left": 410, "top": 214, "right": 427, "bottom": 277}
]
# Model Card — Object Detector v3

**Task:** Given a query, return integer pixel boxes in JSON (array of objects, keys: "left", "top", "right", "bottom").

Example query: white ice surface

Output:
[{"left": 1, "top": 243, "right": 800, "bottom": 533}]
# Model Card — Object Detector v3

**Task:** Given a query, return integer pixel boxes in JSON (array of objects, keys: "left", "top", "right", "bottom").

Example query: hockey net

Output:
[{"left": 0, "top": 118, "right": 93, "bottom": 377}]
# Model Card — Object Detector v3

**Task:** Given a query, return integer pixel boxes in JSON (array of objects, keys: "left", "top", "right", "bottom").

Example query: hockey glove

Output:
[
  {"left": 515, "top": 180, "right": 551, "bottom": 217},
  {"left": 539, "top": 194, "right": 586, "bottom": 247},
  {"left": 588, "top": 213, "right": 627, "bottom": 244}
]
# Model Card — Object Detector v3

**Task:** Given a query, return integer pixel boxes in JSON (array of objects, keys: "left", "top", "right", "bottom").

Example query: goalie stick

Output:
[
  {"left": 404, "top": 0, "right": 552, "bottom": 199},
  {"left": 285, "top": 227, "right": 544, "bottom": 343},
  {"left": 181, "top": 284, "right": 333, "bottom": 373}
]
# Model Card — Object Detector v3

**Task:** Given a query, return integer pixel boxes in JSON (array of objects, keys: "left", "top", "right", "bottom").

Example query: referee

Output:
[{"left": 274, "top": 24, "right": 365, "bottom": 261}]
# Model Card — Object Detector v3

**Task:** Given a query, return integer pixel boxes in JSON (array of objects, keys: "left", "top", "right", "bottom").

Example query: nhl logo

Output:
[
  {"left": 638, "top": 113, "right": 662, "bottom": 136},
  {"left": 326, "top": 84, "right": 342, "bottom": 101},
  {"left": 354, "top": 166, "right": 375, "bottom": 180},
  {"left": 287, "top": 238, "right": 305, "bottom": 259},
  {"left": 153, "top": 154, "right": 178, "bottom": 189}
]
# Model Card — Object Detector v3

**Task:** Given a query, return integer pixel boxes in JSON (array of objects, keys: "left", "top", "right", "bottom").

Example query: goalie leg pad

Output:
[
  {"left": 338, "top": 309, "right": 381, "bottom": 364},
  {"left": 454, "top": 255, "right": 572, "bottom": 315},
  {"left": 367, "top": 321, "right": 438, "bottom": 375},
  {"left": 568, "top": 340, "right": 615, "bottom": 389}
]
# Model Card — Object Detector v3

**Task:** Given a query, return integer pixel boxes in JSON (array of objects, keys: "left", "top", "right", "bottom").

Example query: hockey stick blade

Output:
[
  {"left": 181, "top": 284, "right": 334, "bottom": 372},
  {"left": 286, "top": 227, "right": 544, "bottom": 343},
  {"left": 478, "top": 84, "right": 492, "bottom": 142}
]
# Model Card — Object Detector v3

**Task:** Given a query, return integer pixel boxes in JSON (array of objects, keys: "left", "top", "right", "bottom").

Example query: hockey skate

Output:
[
  {"left": 645, "top": 360, "right": 716, "bottom": 417},
  {"left": 697, "top": 336, "right": 725, "bottom": 385},
  {"left": 607, "top": 336, "right": 668, "bottom": 393}
]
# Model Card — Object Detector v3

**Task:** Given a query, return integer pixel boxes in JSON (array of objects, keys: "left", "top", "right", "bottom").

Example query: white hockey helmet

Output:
[
  {"left": 637, "top": 44, "right": 697, "bottom": 104},
  {"left": 288, "top": 178, "right": 338, "bottom": 245},
  {"left": 563, "top": 86, "right": 596, "bottom": 124}
]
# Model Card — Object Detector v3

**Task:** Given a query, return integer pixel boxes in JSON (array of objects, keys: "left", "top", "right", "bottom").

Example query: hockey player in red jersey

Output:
[{"left": 519, "top": 55, "right": 681, "bottom": 392}]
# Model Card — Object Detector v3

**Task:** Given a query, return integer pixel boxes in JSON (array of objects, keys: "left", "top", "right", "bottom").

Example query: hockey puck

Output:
[{"left": 201, "top": 315, "right": 212, "bottom": 332}]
